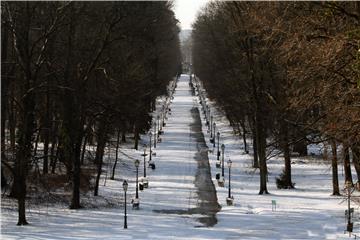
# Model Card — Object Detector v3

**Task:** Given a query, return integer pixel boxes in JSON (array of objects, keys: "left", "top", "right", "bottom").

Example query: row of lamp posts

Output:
[
  {"left": 122, "top": 78, "right": 177, "bottom": 229},
  {"left": 122, "top": 157, "right": 145, "bottom": 229},
  {"left": 193, "top": 75, "right": 234, "bottom": 206}
]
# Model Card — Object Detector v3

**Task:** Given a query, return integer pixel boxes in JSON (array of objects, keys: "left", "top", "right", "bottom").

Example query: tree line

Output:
[
  {"left": 1, "top": 1, "right": 181, "bottom": 225},
  {"left": 192, "top": 2, "right": 359, "bottom": 194}
]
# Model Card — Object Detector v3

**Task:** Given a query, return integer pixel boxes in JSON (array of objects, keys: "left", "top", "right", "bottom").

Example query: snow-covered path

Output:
[
  {"left": 136, "top": 74, "right": 220, "bottom": 227},
  {"left": 1, "top": 74, "right": 354, "bottom": 239}
]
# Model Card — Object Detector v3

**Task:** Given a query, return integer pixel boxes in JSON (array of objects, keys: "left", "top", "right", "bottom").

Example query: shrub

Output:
[{"left": 276, "top": 169, "right": 295, "bottom": 189}]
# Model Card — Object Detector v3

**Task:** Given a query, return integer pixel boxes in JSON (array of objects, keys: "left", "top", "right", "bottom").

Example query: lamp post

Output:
[
  {"left": 157, "top": 115, "right": 160, "bottom": 134},
  {"left": 132, "top": 159, "right": 140, "bottom": 209},
  {"left": 226, "top": 159, "right": 234, "bottom": 205},
  {"left": 141, "top": 147, "right": 149, "bottom": 188},
  {"left": 217, "top": 144, "right": 225, "bottom": 187},
  {"left": 217, "top": 131, "right": 220, "bottom": 160},
  {"left": 142, "top": 148, "right": 147, "bottom": 178},
  {"left": 162, "top": 106, "right": 166, "bottom": 127},
  {"left": 202, "top": 100, "right": 206, "bottom": 115},
  {"left": 153, "top": 123, "right": 157, "bottom": 148},
  {"left": 227, "top": 159, "right": 232, "bottom": 198},
  {"left": 221, "top": 144, "right": 225, "bottom": 177},
  {"left": 210, "top": 115, "right": 213, "bottom": 138},
  {"left": 159, "top": 113, "right": 162, "bottom": 131},
  {"left": 135, "top": 159, "right": 140, "bottom": 199},
  {"left": 122, "top": 180, "right": 128, "bottom": 229},
  {"left": 213, "top": 123, "right": 216, "bottom": 147},
  {"left": 206, "top": 107, "right": 210, "bottom": 128},
  {"left": 149, "top": 132, "right": 152, "bottom": 161}
]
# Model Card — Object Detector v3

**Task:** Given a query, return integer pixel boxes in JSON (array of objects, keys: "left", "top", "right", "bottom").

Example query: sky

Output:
[{"left": 174, "top": 0, "right": 208, "bottom": 30}]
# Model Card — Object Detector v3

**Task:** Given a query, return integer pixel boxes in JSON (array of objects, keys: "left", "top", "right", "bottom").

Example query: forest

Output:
[
  {"left": 2, "top": 1, "right": 360, "bottom": 239},
  {"left": 1, "top": 1, "right": 181, "bottom": 225},
  {"left": 192, "top": 1, "right": 360, "bottom": 194}
]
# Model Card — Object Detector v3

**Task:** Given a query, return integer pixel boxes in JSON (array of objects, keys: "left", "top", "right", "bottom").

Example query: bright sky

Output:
[{"left": 174, "top": 0, "right": 209, "bottom": 30}]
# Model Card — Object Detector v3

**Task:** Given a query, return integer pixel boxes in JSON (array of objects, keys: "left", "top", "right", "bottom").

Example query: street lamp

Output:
[
  {"left": 122, "top": 180, "right": 128, "bottom": 229},
  {"left": 202, "top": 100, "right": 206, "bottom": 116},
  {"left": 217, "top": 131, "right": 220, "bottom": 160},
  {"left": 149, "top": 132, "right": 152, "bottom": 162},
  {"left": 142, "top": 148, "right": 147, "bottom": 178},
  {"left": 221, "top": 144, "right": 225, "bottom": 177},
  {"left": 226, "top": 159, "right": 234, "bottom": 206},
  {"left": 141, "top": 147, "right": 149, "bottom": 188},
  {"left": 135, "top": 159, "right": 140, "bottom": 198},
  {"left": 157, "top": 115, "right": 160, "bottom": 134},
  {"left": 217, "top": 144, "right": 225, "bottom": 187},
  {"left": 213, "top": 123, "right": 216, "bottom": 147},
  {"left": 210, "top": 115, "right": 213, "bottom": 138},
  {"left": 159, "top": 113, "right": 162, "bottom": 131},
  {"left": 133, "top": 159, "right": 140, "bottom": 209},
  {"left": 207, "top": 107, "right": 210, "bottom": 124},
  {"left": 162, "top": 106, "right": 166, "bottom": 127},
  {"left": 153, "top": 122, "right": 157, "bottom": 148}
]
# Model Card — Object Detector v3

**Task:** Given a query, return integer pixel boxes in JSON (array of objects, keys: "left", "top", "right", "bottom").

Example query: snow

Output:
[{"left": 1, "top": 74, "right": 356, "bottom": 239}]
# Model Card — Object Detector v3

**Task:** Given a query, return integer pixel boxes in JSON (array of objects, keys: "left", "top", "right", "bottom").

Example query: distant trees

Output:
[
  {"left": 192, "top": 2, "right": 359, "bottom": 194},
  {"left": 1, "top": 1, "right": 180, "bottom": 225}
]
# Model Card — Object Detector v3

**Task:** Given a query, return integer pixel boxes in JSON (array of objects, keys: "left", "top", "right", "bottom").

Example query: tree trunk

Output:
[
  {"left": 111, "top": 128, "right": 121, "bottom": 180},
  {"left": 94, "top": 118, "right": 107, "bottom": 196},
  {"left": 257, "top": 118, "right": 268, "bottom": 194},
  {"left": 293, "top": 139, "right": 308, "bottom": 156},
  {"left": 62, "top": 5, "right": 82, "bottom": 209},
  {"left": 15, "top": 83, "right": 36, "bottom": 225},
  {"left": 331, "top": 140, "right": 340, "bottom": 195},
  {"left": 351, "top": 144, "right": 360, "bottom": 184},
  {"left": 281, "top": 121, "right": 293, "bottom": 188},
  {"left": 240, "top": 121, "right": 248, "bottom": 153},
  {"left": 51, "top": 137, "right": 60, "bottom": 174},
  {"left": 43, "top": 131, "right": 49, "bottom": 174},
  {"left": 42, "top": 86, "right": 50, "bottom": 174},
  {"left": 1, "top": 23, "right": 9, "bottom": 162},
  {"left": 50, "top": 141, "right": 58, "bottom": 174},
  {"left": 251, "top": 126, "right": 259, "bottom": 168},
  {"left": 121, "top": 122, "right": 126, "bottom": 143},
  {"left": 134, "top": 123, "right": 139, "bottom": 150},
  {"left": 80, "top": 131, "right": 88, "bottom": 165},
  {"left": 343, "top": 145, "right": 353, "bottom": 185},
  {"left": 50, "top": 111, "right": 58, "bottom": 174},
  {"left": 9, "top": 83, "right": 16, "bottom": 154},
  {"left": 121, "top": 131, "right": 126, "bottom": 143},
  {"left": 70, "top": 130, "right": 83, "bottom": 209},
  {"left": 17, "top": 194, "right": 27, "bottom": 226},
  {"left": 33, "top": 130, "right": 40, "bottom": 158}
]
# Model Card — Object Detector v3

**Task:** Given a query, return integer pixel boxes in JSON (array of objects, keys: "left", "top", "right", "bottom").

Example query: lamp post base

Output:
[
  {"left": 149, "top": 162, "right": 156, "bottom": 170},
  {"left": 141, "top": 177, "right": 149, "bottom": 188},
  {"left": 226, "top": 197, "right": 234, "bottom": 206},
  {"left": 132, "top": 198, "right": 140, "bottom": 209},
  {"left": 218, "top": 176, "right": 225, "bottom": 187},
  {"left": 216, "top": 161, "right": 221, "bottom": 168}
]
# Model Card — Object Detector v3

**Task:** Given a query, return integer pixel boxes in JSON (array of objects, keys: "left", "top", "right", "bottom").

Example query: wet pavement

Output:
[{"left": 190, "top": 107, "right": 221, "bottom": 226}]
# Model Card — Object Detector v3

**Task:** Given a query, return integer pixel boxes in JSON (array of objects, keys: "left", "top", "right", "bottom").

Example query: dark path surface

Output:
[
  {"left": 190, "top": 107, "right": 221, "bottom": 226},
  {"left": 154, "top": 79, "right": 220, "bottom": 227}
]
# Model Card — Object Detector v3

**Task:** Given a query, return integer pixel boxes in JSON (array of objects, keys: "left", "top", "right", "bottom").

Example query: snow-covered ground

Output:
[{"left": 1, "top": 74, "right": 356, "bottom": 239}]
